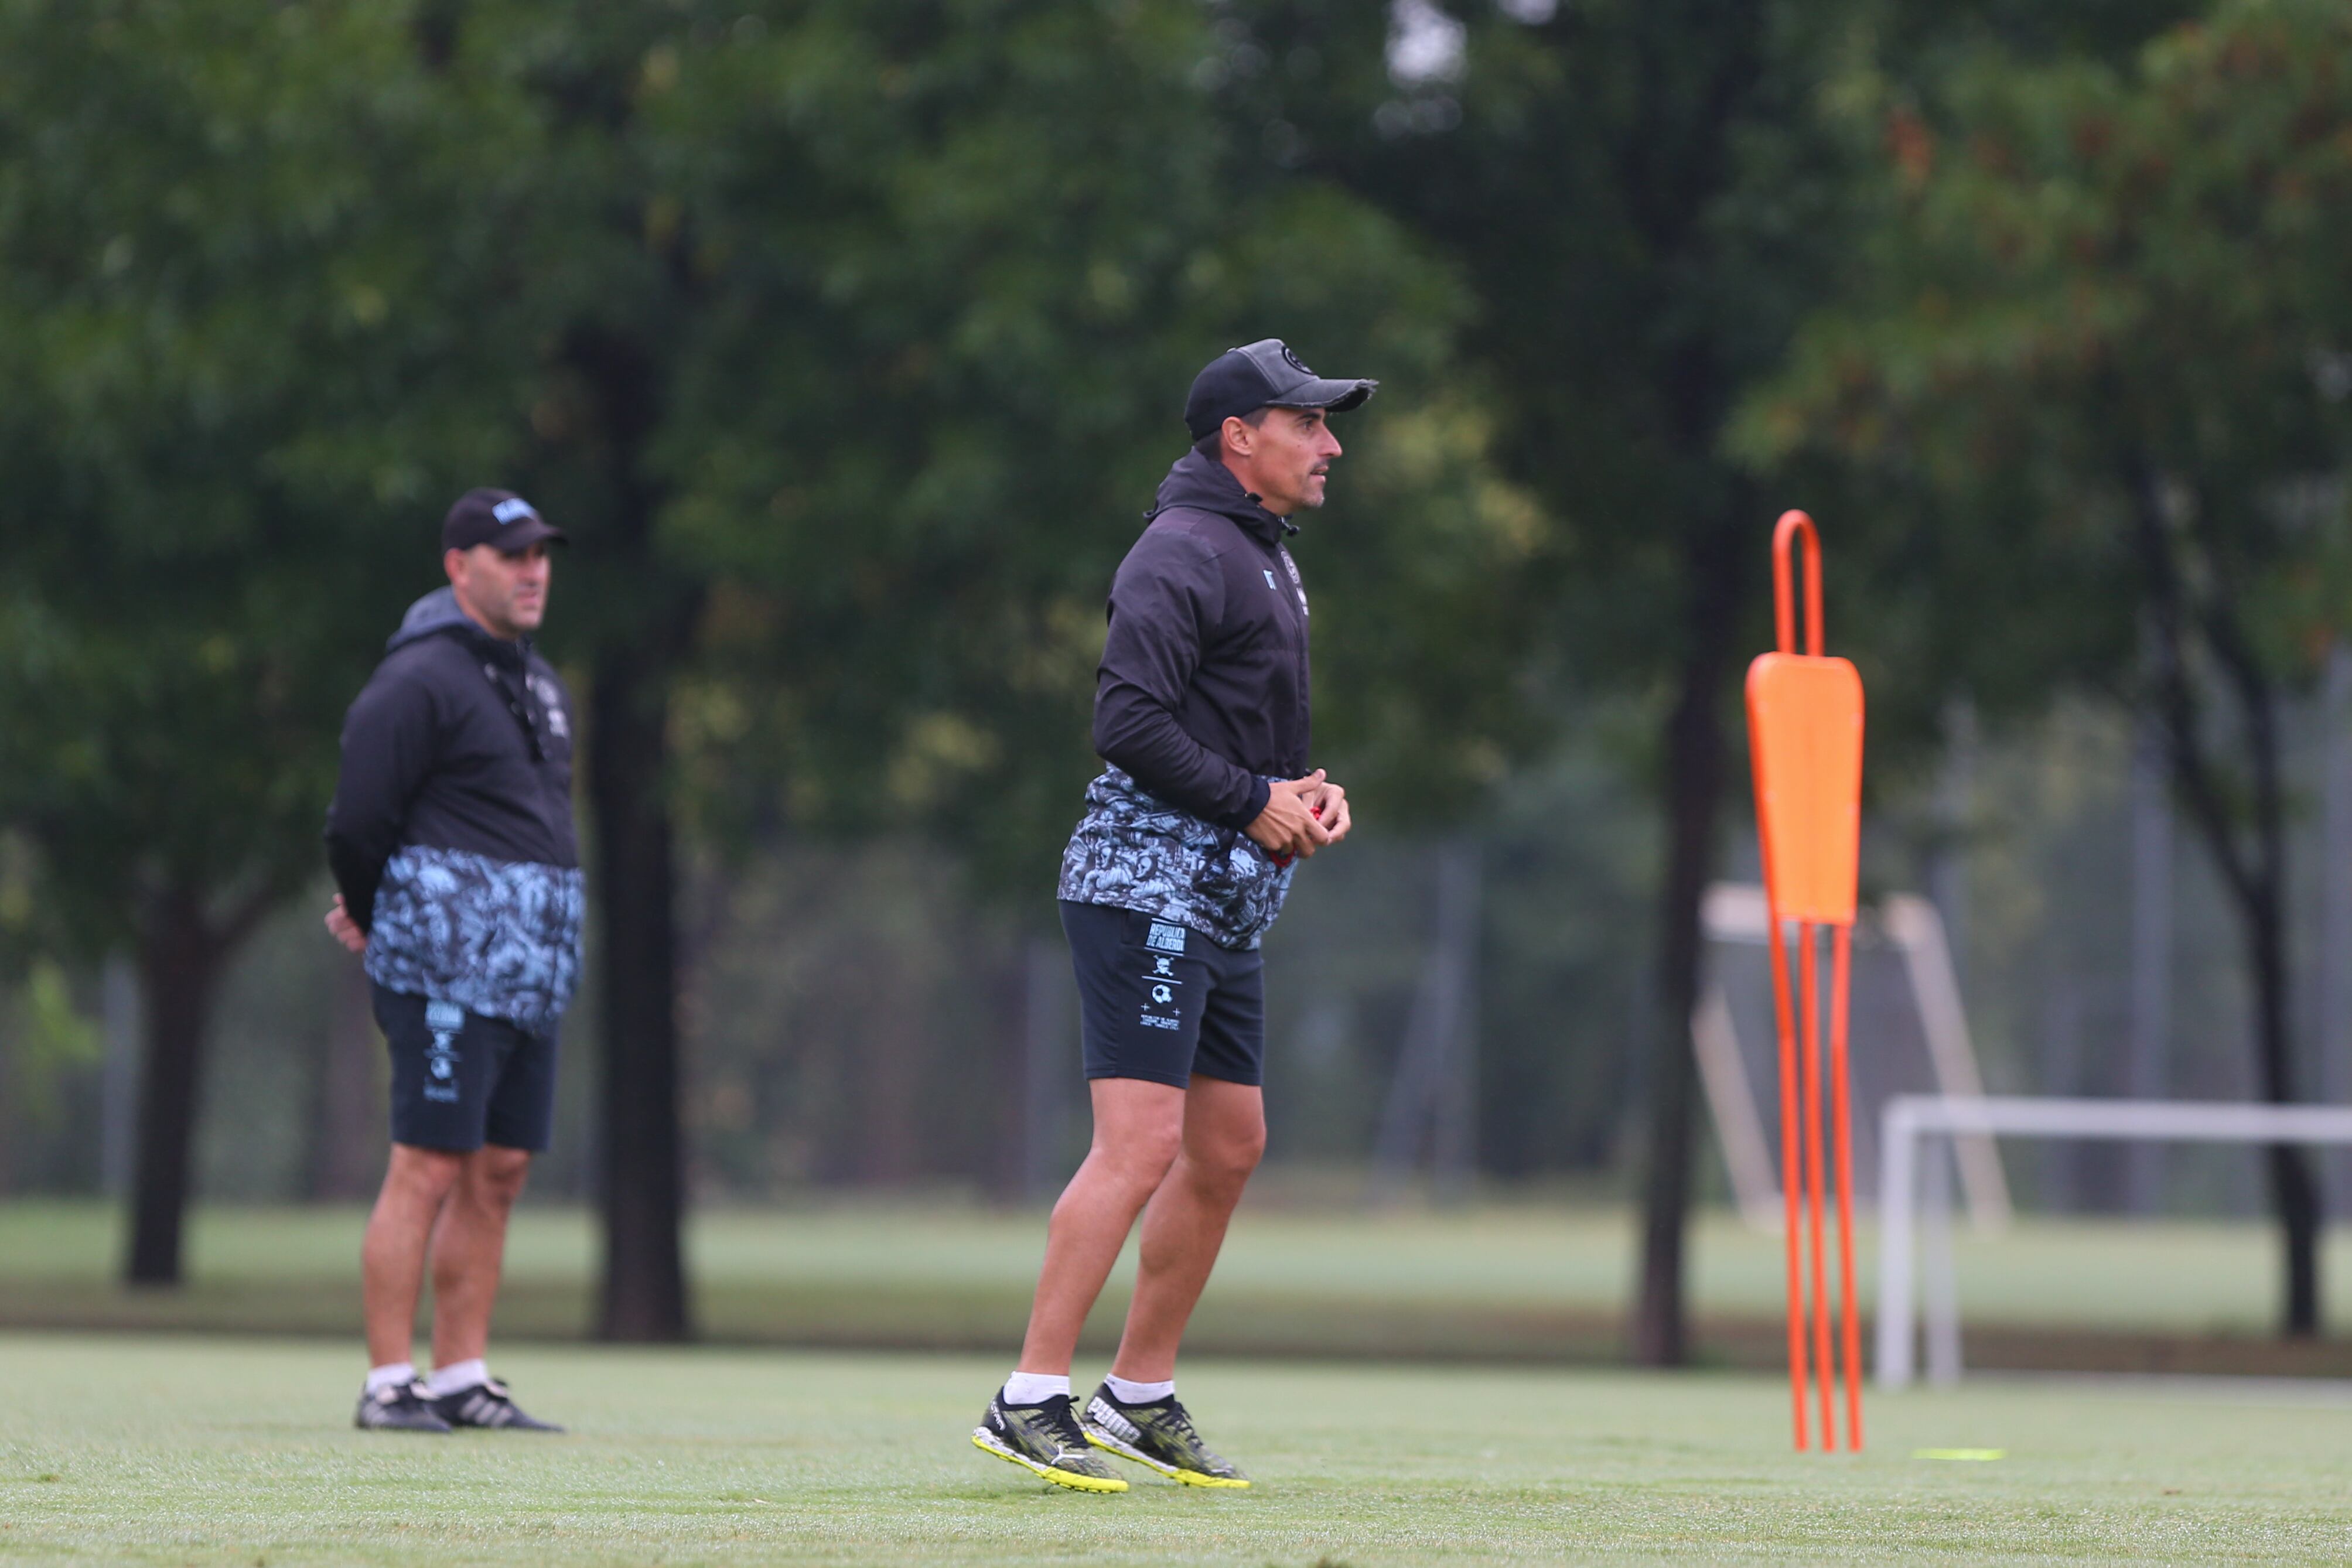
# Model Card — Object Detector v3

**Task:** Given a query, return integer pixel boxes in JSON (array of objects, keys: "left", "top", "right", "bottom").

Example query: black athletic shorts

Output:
[
  {"left": 373, "top": 984, "right": 559, "bottom": 1153},
  {"left": 1060, "top": 900, "right": 1265, "bottom": 1089}
]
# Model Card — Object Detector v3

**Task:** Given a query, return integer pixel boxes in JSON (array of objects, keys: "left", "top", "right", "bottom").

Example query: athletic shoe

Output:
[
  {"left": 431, "top": 1378, "right": 563, "bottom": 1432},
  {"left": 1080, "top": 1385, "right": 1250, "bottom": 1488},
  {"left": 354, "top": 1378, "right": 453, "bottom": 1433},
  {"left": 972, "top": 1391, "right": 1128, "bottom": 1492}
]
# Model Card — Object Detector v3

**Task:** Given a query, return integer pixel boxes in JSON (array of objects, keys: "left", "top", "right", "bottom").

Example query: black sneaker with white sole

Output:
[
  {"left": 972, "top": 1391, "right": 1128, "bottom": 1492},
  {"left": 355, "top": 1378, "right": 453, "bottom": 1433},
  {"left": 1081, "top": 1385, "right": 1250, "bottom": 1487},
  {"left": 431, "top": 1378, "right": 563, "bottom": 1432}
]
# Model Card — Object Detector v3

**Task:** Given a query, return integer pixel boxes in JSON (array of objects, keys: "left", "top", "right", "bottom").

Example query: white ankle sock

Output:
[
  {"left": 1002, "top": 1371, "right": 1070, "bottom": 1406},
  {"left": 364, "top": 1361, "right": 417, "bottom": 1396},
  {"left": 1104, "top": 1373, "right": 1174, "bottom": 1405},
  {"left": 426, "top": 1358, "right": 488, "bottom": 1396}
]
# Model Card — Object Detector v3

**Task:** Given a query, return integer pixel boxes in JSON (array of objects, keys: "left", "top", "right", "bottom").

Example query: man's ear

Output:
[
  {"left": 1223, "top": 415, "right": 1253, "bottom": 458},
  {"left": 443, "top": 546, "right": 466, "bottom": 587}
]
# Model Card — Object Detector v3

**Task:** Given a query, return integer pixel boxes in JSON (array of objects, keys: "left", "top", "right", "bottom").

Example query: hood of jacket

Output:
[
  {"left": 1146, "top": 449, "right": 1293, "bottom": 542},
  {"left": 387, "top": 587, "right": 476, "bottom": 652},
  {"left": 386, "top": 586, "right": 527, "bottom": 662}
]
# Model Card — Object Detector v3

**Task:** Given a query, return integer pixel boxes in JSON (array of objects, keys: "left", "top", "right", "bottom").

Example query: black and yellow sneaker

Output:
[
  {"left": 1080, "top": 1385, "right": 1250, "bottom": 1488},
  {"left": 973, "top": 1391, "right": 1129, "bottom": 1493}
]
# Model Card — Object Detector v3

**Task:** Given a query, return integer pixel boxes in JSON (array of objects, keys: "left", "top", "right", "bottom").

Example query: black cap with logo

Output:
[
  {"left": 1184, "top": 339, "right": 1378, "bottom": 441},
  {"left": 441, "top": 488, "right": 568, "bottom": 554}
]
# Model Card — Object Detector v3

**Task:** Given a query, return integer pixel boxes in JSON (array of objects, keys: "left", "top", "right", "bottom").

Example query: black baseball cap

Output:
[
  {"left": 1184, "top": 339, "right": 1378, "bottom": 441},
  {"left": 441, "top": 487, "right": 567, "bottom": 554}
]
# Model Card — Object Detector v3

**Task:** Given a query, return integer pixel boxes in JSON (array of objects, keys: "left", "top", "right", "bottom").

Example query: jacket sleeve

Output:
[
  {"left": 1091, "top": 527, "right": 1272, "bottom": 829},
  {"left": 322, "top": 661, "right": 438, "bottom": 932}
]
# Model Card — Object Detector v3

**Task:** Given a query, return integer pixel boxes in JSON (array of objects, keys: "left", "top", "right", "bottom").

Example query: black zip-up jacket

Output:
[
  {"left": 323, "top": 587, "right": 585, "bottom": 1031},
  {"left": 1093, "top": 450, "right": 1312, "bottom": 828},
  {"left": 323, "top": 588, "right": 579, "bottom": 932}
]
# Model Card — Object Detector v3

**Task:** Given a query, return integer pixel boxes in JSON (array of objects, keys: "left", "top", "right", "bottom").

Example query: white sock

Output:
[
  {"left": 426, "top": 1358, "right": 488, "bottom": 1396},
  {"left": 1104, "top": 1372, "right": 1175, "bottom": 1405},
  {"left": 1002, "top": 1371, "right": 1070, "bottom": 1406},
  {"left": 364, "top": 1361, "right": 416, "bottom": 1397}
]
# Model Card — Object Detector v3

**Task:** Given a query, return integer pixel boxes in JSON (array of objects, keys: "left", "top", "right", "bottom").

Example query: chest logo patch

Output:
[
  {"left": 527, "top": 674, "right": 570, "bottom": 741},
  {"left": 1263, "top": 569, "right": 1278, "bottom": 590}
]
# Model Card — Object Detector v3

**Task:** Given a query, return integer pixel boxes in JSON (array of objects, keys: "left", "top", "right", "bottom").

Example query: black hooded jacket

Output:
[
  {"left": 1092, "top": 450, "right": 1312, "bottom": 828},
  {"left": 323, "top": 587, "right": 578, "bottom": 933}
]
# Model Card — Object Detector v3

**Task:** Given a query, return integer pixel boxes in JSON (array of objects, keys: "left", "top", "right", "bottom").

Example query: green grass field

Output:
[{"left": 4, "top": 1333, "right": 2348, "bottom": 1564}]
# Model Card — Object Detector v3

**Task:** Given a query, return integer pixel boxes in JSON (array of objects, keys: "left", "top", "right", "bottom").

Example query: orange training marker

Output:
[{"left": 1745, "top": 510, "right": 1865, "bottom": 1453}]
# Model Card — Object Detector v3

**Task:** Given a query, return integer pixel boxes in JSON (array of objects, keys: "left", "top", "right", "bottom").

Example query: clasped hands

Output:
[{"left": 1243, "top": 768, "right": 1351, "bottom": 862}]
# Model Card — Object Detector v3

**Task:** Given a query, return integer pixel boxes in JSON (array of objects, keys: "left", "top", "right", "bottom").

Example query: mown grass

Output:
[{"left": 3, "top": 1333, "right": 2348, "bottom": 1564}]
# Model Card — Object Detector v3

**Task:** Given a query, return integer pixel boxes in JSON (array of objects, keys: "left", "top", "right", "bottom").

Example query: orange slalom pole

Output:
[
  {"left": 1764, "top": 897, "right": 1808, "bottom": 1451},
  {"left": 1799, "top": 920, "right": 1834, "bottom": 1449},
  {"left": 1829, "top": 923, "right": 1863, "bottom": 1450},
  {"left": 1750, "top": 506, "right": 1866, "bottom": 1451}
]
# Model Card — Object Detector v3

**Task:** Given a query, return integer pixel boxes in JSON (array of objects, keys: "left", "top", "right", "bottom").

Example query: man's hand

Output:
[
  {"left": 1303, "top": 774, "right": 1351, "bottom": 846},
  {"left": 1245, "top": 770, "right": 1337, "bottom": 861},
  {"left": 325, "top": 894, "right": 367, "bottom": 955}
]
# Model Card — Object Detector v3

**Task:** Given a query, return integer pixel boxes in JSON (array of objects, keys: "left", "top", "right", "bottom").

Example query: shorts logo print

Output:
[
  {"left": 1146, "top": 921, "right": 1188, "bottom": 955},
  {"left": 422, "top": 1000, "right": 464, "bottom": 1103}
]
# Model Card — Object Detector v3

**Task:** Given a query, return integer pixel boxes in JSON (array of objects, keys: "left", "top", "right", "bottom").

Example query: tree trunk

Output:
[
  {"left": 2247, "top": 868, "right": 2323, "bottom": 1334},
  {"left": 2236, "top": 668, "right": 2320, "bottom": 1334},
  {"left": 1632, "top": 505, "right": 1749, "bottom": 1366},
  {"left": 2131, "top": 469, "right": 2320, "bottom": 1336},
  {"left": 591, "top": 641, "right": 692, "bottom": 1341},
  {"left": 124, "top": 882, "right": 226, "bottom": 1286},
  {"left": 551, "top": 313, "right": 695, "bottom": 1341}
]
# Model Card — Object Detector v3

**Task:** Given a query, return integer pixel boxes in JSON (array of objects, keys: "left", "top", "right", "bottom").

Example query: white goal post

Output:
[{"left": 1876, "top": 1094, "right": 2352, "bottom": 1388}]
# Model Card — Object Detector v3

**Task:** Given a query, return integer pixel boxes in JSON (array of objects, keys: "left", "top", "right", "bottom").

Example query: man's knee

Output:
[
  {"left": 1088, "top": 1119, "right": 1184, "bottom": 1194},
  {"left": 465, "top": 1146, "right": 532, "bottom": 1210},
  {"left": 382, "top": 1144, "right": 464, "bottom": 1205},
  {"left": 1190, "top": 1125, "right": 1264, "bottom": 1194},
  {"left": 1183, "top": 1101, "right": 1266, "bottom": 1194}
]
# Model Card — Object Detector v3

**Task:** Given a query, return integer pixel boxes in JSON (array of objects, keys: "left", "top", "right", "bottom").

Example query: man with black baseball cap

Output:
[
  {"left": 973, "top": 342, "right": 1373, "bottom": 1493},
  {"left": 323, "top": 487, "right": 579, "bottom": 1434}
]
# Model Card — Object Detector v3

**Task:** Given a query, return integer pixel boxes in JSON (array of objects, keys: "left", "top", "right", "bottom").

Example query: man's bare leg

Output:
[
  {"left": 426, "top": 1145, "right": 532, "bottom": 1369},
  {"left": 361, "top": 1143, "right": 462, "bottom": 1369},
  {"left": 1109, "top": 1076, "right": 1265, "bottom": 1383},
  {"left": 1015, "top": 1078, "right": 1187, "bottom": 1376}
]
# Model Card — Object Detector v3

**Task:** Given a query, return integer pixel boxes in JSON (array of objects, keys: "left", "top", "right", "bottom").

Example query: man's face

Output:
[
  {"left": 445, "top": 540, "right": 552, "bottom": 639},
  {"left": 1228, "top": 406, "right": 1343, "bottom": 516}
]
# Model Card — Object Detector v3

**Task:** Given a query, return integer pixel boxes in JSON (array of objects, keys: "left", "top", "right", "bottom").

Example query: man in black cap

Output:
[
  {"left": 974, "top": 341, "right": 1374, "bottom": 1492},
  {"left": 323, "top": 488, "right": 580, "bottom": 1434}
]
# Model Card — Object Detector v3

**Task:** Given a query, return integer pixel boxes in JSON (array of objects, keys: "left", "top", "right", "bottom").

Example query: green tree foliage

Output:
[
  {"left": 614, "top": 2, "right": 1540, "bottom": 874},
  {"left": 0, "top": 0, "right": 512, "bottom": 1282},
  {"left": 1742, "top": 0, "right": 2352, "bottom": 1333}
]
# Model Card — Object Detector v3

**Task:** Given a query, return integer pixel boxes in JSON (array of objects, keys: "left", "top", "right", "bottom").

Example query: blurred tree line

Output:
[{"left": 4, "top": 0, "right": 2351, "bottom": 1352}]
